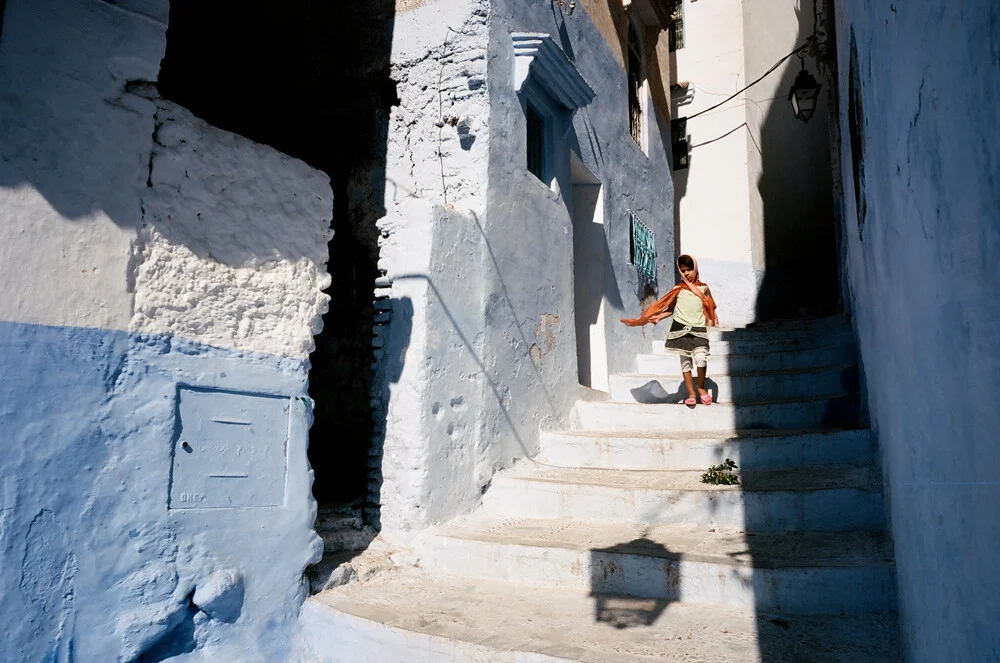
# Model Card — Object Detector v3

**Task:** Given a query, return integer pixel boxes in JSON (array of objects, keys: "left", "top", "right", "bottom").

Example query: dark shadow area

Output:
[
  {"left": 309, "top": 293, "right": 410, "bottom": 584},
  {"left": 158, "top": 1, "right": 398, "bottom": 510},
  {"left": 752, "top": 7, "right": 840, "bottom": 321},
  {"left": 590, "top": 537, "right": 676, "bottom": 629},
  {"left": 725, "top": 316, "right": 897, "bottom": 659}
]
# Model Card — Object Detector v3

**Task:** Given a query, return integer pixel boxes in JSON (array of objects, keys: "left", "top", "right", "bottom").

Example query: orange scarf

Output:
[{"left": 620, "top": 255, "right": 719, "bottom": 327}]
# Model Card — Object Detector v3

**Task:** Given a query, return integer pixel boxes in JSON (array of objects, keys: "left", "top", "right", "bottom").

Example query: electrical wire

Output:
[{"left": 684, "top": 38, "right": 812, "bottom": 121}]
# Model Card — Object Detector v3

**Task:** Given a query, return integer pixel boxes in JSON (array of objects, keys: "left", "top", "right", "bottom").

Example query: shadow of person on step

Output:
[{"left": 629, "top": 378, "right": 719, "bottom": 404}]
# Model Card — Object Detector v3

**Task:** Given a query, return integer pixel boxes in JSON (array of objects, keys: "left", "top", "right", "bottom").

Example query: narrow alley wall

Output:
[
  {"left": 0, "top": 0, "right": 331, "bottom": 660},
  {"left": 832, "top": 1, "right": 1000, "bottom": 660}
]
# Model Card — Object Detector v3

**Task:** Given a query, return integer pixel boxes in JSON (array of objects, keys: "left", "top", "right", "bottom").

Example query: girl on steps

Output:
[{"left": 621, "top": 254, "right": 720, "bottom": 406}]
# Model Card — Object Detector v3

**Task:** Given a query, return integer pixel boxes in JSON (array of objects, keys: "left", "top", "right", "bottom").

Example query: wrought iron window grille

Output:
[{"left": 627, "top": 209, "right": 657, "bottom": 287}]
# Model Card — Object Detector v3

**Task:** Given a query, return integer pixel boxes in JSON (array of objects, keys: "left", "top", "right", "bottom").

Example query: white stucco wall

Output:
[
  {"left": 132, "top": 100, "right": 333, "bottom": 360},
  {"left": 832, "top": 1, "right": 1000, "bottom": 660},
  {"left": 0, "top": 0, "right": 333, "bottom": 659},
  {"left": 670, "top": 0, "right": 757, "bottom": 324},
  {"left": 483, "top": 0, "right": 675, "bottom": 474},
  {"left": 0, "top": 0, "right": 165, "bottom": 330},
  {"left": 373, "top": 0, "right": 493, "bottom": 530}
]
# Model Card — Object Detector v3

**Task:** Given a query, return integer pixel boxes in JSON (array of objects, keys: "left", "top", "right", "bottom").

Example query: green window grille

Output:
[
  {"left": 628, "top": 210, "right": 656, "bottom": 286},
  {"left": 526, "top": 103, "right": 545, "bottom": 181}
]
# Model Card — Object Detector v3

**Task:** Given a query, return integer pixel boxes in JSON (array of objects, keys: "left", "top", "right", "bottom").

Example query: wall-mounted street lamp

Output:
[{"left": 788, "top": 48, "right": 822, "bottom": 123}]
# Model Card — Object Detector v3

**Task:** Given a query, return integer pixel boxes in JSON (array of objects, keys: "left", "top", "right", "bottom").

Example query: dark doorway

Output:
[{"left": 159, "top": 1, "right": 397, "bottom": 513}]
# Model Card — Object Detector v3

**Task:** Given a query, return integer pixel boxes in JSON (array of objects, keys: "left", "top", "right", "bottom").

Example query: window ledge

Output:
[{"left": 512, "top": 33, "right": 596, "bottom": 110}]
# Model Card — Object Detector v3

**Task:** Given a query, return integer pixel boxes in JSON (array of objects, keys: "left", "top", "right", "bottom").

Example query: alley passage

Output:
[{"left": 302, "top": 316, "right": 900, "bottom": 662}]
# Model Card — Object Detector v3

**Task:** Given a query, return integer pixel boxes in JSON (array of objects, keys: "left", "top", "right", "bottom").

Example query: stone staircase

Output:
[{"left": 299, "top": 317, "right": 901, "bottom": 662}]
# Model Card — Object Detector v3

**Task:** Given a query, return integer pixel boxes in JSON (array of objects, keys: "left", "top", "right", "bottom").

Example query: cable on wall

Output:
[{"left": 684, "top": 37, "right": 812, "bottom": 122}]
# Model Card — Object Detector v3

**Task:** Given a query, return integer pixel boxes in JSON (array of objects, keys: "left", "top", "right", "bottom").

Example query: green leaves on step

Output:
[{"left": 701, "top": 459, "right": 740, "bottom": 486}]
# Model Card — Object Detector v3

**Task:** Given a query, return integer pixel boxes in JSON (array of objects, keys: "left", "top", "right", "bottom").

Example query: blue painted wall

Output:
[
  {"left": 832, "top": 1, "right": 1000, "bottom": 660},
  {"left": 0, "top": 322, "right": 321, "bottom": 662}
]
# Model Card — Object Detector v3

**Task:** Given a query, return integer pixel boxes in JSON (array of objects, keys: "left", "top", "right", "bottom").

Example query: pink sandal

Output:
[
  {"left": 700, "top": 392, "right": 713, "bottom": 405},
  {"left": 683, "top": 397, "right": 697, "bottom": 406}
]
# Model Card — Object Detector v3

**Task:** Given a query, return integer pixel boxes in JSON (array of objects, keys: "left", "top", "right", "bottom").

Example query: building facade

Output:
[
  {"left": 830, "top": 1, "right": 1000, "bottom": 660},
  {"left": 370, "top": 0, "right": 678, "bottom": 532},
  {"left": 669, "top": 0, "right": 840, "bottom": 324}
]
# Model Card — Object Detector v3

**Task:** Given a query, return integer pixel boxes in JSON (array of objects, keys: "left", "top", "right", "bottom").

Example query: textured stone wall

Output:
[{"left": 0, "top": 0, "right": 332, "bottom": 659}]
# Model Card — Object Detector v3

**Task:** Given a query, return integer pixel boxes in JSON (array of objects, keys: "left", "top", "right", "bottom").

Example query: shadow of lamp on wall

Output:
[{"left": 788, "top": 47, "right": 823, "bottom": 123}]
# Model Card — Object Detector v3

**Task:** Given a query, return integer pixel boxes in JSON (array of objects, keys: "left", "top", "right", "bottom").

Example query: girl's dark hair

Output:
[{"left": 677, "top": 255, "right": 695, "bottom": 270}]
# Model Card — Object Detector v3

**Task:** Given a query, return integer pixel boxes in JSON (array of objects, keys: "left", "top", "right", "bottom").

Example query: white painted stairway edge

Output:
[
  {"left": 636, "top": 343, "right": 857, "bottom": 374},
  {"left": 536, "top": 428, "right": 874, "bottom": 470},
  {"left": 415, "top": 521, "right": 896, "bottom": 615},
  {"left": 481, "top": 465, "right": 886, "bottom": 532},
  {"left": 571, "top": 396, "right": 859, "bottom": 433}
]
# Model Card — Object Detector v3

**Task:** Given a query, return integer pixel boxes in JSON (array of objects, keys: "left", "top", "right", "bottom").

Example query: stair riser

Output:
[
  {"left": 573, "top": 398, "right": 859, "bottom": 433},
  {"left": 536, "top": 430, "right": 874, "bottom": 471},
  {"left": 649, "top": 334, "right": 853, "bottom": 356},
  {"left": 609, "top": 369, "right": 850, "bottom": 404},
  {"left": 636, "top": 344, "right": 856, "bottom": 375},
  {"left": 420, "top": 537, "right": 896, "bottom": 615},
  {"left": 483, "top": 479, "right": 886, "bottom": 532}
]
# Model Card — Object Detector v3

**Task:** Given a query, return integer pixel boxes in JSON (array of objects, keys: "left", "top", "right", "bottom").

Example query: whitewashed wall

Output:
[{"left": 371, "top": 0, "right": 676, "bottom": 531}]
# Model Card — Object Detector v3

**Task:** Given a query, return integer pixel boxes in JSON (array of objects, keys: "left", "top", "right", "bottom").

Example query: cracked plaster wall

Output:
[
  {"left": 832, "top": 1, "right": 1000, "bottom": 660},
  {"left": 371, "top": 0, "right": 674, "bottom": 531},
  {"left": 0, "top": 0, "right": 331, "bottom": 659}
]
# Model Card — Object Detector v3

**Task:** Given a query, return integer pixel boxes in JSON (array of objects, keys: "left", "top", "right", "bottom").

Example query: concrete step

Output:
[
  {"left": 301, "top": 568, "right": 902, "bottom": 662},
  {"left": 536, "top": 428, "right": 874, "bottom": 471},
  {"left": 420, "top": 518, "right": 896, "bottom": 615},
  {"left": 572, "top": 395, "right": 860, "bottom": 433},
  {"left": 609, "top": 364, "right": 855, "bottom": 404},
  {"left": 711, "top": 314, "right": 850, "bottom": 336},
  {"left": 636, "top": 342, "right": 857, "bottom": 375},
  {"left": 482, "top": 465, "right": 885, "bottom": 532},
  {"left": 647, "top": 329, "right": 854, "bottom": 356}
]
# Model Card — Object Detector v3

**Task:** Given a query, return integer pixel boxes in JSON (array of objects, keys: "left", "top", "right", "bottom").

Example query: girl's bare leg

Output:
[
  {"left": 682, "top": 371, "right": 697, "bottom": 400},
  {"left": 697, "top": 366, "right": 708, "bottom": 398}
]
